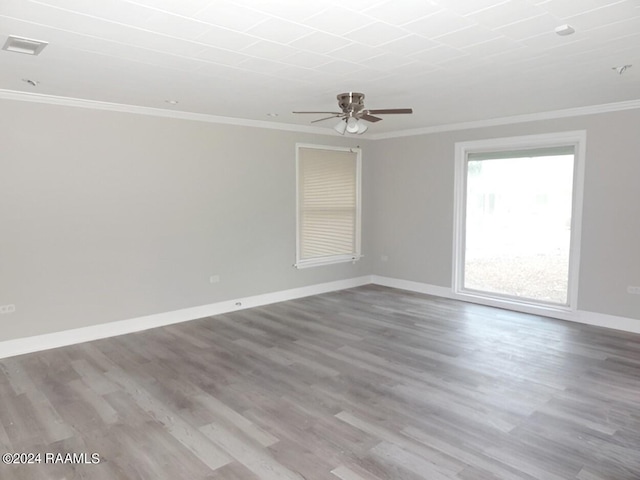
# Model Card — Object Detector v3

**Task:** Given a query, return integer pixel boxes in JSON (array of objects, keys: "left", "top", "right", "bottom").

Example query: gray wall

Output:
[
  {"left": 369, "top": 109, "right": 640, "bottom": 321},
  {"left": 0, "top": 99, "right": 373, "bottom": 341},
  {"left": 2, "top": 99, "right": 639, "bottom": 343}
]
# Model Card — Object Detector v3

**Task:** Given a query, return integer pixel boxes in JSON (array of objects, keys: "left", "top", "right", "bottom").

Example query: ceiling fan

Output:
[{"left": 293, "top": 92, "right": 413, "bottom": 135}]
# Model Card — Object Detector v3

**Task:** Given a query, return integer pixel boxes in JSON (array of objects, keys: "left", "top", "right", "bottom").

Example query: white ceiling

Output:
[{"left": 1, "top": 0, "right": 639, "bottom": 134}]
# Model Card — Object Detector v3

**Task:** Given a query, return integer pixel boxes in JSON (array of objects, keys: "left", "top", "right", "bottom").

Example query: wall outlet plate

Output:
[
  {"left": 627, "top": 286, "right": 640, "bottom": 295},
  {"left": 0, "top": 304, "right": 16, "bottom": 314}
]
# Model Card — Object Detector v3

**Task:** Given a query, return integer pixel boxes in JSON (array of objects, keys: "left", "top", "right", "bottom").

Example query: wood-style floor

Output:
[{"left": 1, "top": 285, "right": 639, "bottom": 480}]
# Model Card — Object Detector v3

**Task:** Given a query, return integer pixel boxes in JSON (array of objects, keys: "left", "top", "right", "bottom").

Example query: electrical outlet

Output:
[
  {"left": 627, "top": 286, "right": 640, "bottom": 295},
  {"left": 0, "top": 304, "right": 16, "bottom": 314},
  {"left": 209, "top": 275, "right": 220, "bottom": 284}
]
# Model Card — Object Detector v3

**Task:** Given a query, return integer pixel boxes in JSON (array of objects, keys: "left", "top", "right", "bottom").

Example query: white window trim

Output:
[
  {"left": 295, "top": 143, "right": 362, "bottom": 269},
  {"left": 452, "top": 131, "right": 587, "bottom": 315}
]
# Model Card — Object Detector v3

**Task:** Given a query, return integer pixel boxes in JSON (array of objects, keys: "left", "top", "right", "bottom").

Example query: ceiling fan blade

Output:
[
  {"left": 293, "top": 111, "right": 342, "bottom": 114},
  {"left": 366, "top": 108, "right": 413, "bottom": 115},
  {"left": 360, "top": 114, "right": 383, "bottom": 123},
  {"left": 311, "top": 114, "right": 342, "bottom": 123}
]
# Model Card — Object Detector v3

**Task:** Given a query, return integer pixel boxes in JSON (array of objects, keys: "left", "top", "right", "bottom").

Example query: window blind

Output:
[
  {"left": 297, "top": 146, "right": 360, "bottom": 267},
  {"left": 468, "top": 145, "right": 575, "bottom": 161}
]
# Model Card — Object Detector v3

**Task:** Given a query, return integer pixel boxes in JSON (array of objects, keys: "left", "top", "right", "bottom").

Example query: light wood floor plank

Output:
[{"left": 0, "top": 285, "right": 638, "bottom": 479}]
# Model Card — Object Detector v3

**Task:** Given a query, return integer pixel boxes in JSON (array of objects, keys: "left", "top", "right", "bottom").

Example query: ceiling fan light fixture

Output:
[
  {"left": 346, "top": 117, "right": 359, "bottom": 133},
  {"left": 334, "top": 119, "right": 347, "bottom": 135},
  {"left": 356, "top": 122, "right": 368, "bottom": 134}
]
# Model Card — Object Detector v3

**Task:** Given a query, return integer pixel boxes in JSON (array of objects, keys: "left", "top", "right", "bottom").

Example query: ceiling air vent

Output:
[{"left": 2, "top": 35, "right": 49, "bottom": 55}]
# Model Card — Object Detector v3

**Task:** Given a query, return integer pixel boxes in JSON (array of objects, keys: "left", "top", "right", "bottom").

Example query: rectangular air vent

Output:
[{"left": 2, "top": 35, "right": 48, "bottom": 55}]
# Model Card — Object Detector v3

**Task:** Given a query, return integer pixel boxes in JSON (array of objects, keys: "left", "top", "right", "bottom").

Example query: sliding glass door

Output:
[{"left": 454, "top": 133, "right": 585, "bottom": 310}]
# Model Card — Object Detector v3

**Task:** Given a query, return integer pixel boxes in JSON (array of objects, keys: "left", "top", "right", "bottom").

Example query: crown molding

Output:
[
  {"left": 369, "top": 98, "right": 640, "bottom": 140},
  {"left": 0, "top": 89, "right": 336, "bottom": 136},
  {"left": 2, "top": 89, "right": 639, "bottom": 140}
]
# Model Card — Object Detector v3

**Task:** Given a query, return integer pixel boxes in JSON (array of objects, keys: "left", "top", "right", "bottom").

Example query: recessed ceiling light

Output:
[
  {"left": 165, "top": 100, "right": 179, "bottom": 105},
  {"left": 2, "top": 35, "right": 48, "bottom": 55},
  {"left": 555, "top": 24, "right": 575, "bottom": 36},
  {"left": 612, "top": 65, "right": 632, "bottom": 75},
  {"left": 21, "top": 78, "right": 39, "bottom": 87},
  {"left": 266, "top": 113, "right": 279, "bottom": 117}
]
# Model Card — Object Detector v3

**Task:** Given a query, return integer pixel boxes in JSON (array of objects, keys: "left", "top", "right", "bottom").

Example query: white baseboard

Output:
[
  {"left": 574, "top": 310, "right": 640, "bottom": 335},
  {"left": 371, "top": 275, "right": 640, "bottom": 335},
  {"left": 2, "top": 274, "right": 637, "bottom": 360},
  {"left": 371, "top": 275, "right": 455, "bottom": 299},
  {"left": 0, "top": 276, "right": 373, "bottom": 360}
]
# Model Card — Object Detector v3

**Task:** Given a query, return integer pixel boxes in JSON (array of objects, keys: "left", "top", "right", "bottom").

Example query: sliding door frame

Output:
[{"left": 452, "top": 131, "right": 587, "bottom": 317}]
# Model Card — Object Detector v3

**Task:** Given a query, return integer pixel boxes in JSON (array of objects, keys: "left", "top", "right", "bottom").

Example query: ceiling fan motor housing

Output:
[{"left": 338, "top": 92, "right": 365, "bottom": 116}]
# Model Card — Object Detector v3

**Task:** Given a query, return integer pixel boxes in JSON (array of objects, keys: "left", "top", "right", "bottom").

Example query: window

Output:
[
  {"left": 453, "top": 132, "right": 586, "bottom": 312},
  {"left": 295, "top": 144, "right": 362, "bottom": 268}
]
